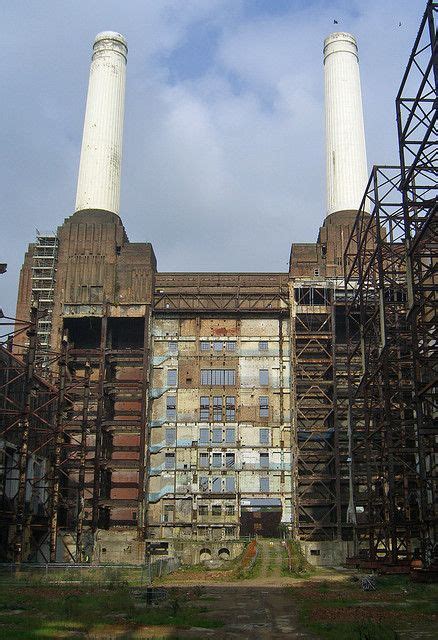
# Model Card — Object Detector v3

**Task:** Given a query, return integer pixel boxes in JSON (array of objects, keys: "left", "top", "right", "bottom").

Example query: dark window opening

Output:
[
  {"left": 64, "top": 317, "right": 102, "bottom": 349},
  {"left": 107, "top": 317, "right": 144, "bottom": 349}
]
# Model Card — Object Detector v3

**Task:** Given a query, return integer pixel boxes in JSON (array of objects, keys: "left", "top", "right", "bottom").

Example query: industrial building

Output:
[{"left": 1, "top": 2, "right": 436, "bottom": 569}]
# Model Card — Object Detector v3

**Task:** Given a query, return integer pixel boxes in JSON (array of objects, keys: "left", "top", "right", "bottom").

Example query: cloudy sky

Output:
[{"left": 0, "top": 0, "right": 423, "bottom": 314}]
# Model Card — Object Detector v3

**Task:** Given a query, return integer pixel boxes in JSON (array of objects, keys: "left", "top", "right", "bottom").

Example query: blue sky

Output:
[{"left": 0, "top": 0, "right": 424, "bottom": 314}]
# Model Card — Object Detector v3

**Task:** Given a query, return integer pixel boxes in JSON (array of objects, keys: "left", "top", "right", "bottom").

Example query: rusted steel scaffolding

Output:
[
  {"left": 397, "top": 0, "right": 437, "bottom": 555},
  {"left": 0, "top": 305, "right": 70, "bottom": 562},
  {"left": 344, "top": 166, "right": 422, "bottom": 561}
]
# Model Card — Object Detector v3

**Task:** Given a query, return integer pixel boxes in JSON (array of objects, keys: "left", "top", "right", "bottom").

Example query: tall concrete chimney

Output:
[
  {"left": 75, "top": 32, "right": 127, "bottom": 215},
  {"left": 324, "top": 33, "right": 368, "bottom": 216}
]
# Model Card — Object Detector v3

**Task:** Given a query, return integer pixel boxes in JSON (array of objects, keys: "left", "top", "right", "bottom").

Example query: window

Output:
[
  {"left": 199, "top": 428, "right": 209, "bottom": 444},
  {"left": 199, "top": 476, "right": 209, "bottom": 491},
  {"left": 165, "top": 453, "right": 175, "bottom": 469},
  {"left": 163, "top": 504, "right": 174, "bottom": 522},
  {"left": 259, "top": 428, "right": 269, "bottom": 445},
  {"left": 166, "top": 396, "right": 176, "bottom": 420},
  {"left": 260, "top": 476, "right": 269, "bottom": 492},
  {"left": 225, "top": 476, "right": 236, "bottom": 492},
  {"left": 165, "top": 427, "right": 176, "bottom": 445},
  {"left": 198, "top": 504, "right": 208, "bottom": 515},
  {"left": 213, "top": 341, "right": 223, "bottom": 351},
  {"left": 212, "top": 477, "right": 221, "bottom": 492},
  {"left": 168, "top": 341, "right": 178, "bottom": 354},
  {"left": 225, "top": 427, "right": 235, "bottom": 444},
  {"left": 167, "top": 369, "right": 177, "bottom": 386},
  {"left": 226, "top": 396, "right": 236, "bottom": 421},
  {"left": 212, "top": 428, "right": 222, "bottom": 443},
  {"left": 199, "top": 452, "right": 209, "bottom": 468},
  {"left": 200, "top": 396, "right": 210, "bottom": 421},
  {"left": 259, "top": 341, "right": 268, "bottom": 351},
  {"left": 225, "top": 504, "right": 235, "bottom": 516},
  {"left": 212, "top": 453, "right": 222, "bottom": 468},
  {"left": 213, "top": 396, "right": 223, "bottom": 421},
  {"left": 225, "top": 452, "right": 235, "bottom": 468},
  {"left": 212, "top": 505, "right": 221, "bottom": 516},
  {"left": 200, "top": 341, "right": 210, "bottom": 351},
  {"left": 259, "top": 396, "right": 269, "bottom": 418},
  {"left": 260, "top": 452, "right": 269, "bottom": 468},
  {"left": 259, "top": 369, "right": 269, "bottom": 386},
  {"left": 201, "top": 369, "right": 236, "bottom": 386},
  {"left": 226, "top": 341, "right": 236, "bottom": 351}
]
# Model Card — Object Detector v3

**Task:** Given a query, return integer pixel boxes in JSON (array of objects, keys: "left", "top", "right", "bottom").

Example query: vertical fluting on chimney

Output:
[
  {"left": 75, "top": 32, "right": 127, "bottom": 215},
  {"left": 324, "top": 33, "right": 368, "bottom": 216}
]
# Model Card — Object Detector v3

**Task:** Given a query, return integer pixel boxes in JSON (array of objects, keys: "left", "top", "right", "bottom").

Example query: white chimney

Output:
[
  {"left": 324, "top": 32, "right": 368, "bottom": 216},
  {"left": 75, "top": 32, "right": 127, "bottom": 215}
]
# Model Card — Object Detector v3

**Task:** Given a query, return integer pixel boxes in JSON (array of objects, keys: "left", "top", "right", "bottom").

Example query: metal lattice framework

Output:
[{"left": 396, "top": 0, "right": 438, "bottom": 553}]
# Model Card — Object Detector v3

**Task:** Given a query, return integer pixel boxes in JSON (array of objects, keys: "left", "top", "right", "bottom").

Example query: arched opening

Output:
[
  {"left": 199, "top": 548, "right": 212, "bottom": 561},
  {"left": 218, "top": 547, "right": 230, "bottom": 560}
]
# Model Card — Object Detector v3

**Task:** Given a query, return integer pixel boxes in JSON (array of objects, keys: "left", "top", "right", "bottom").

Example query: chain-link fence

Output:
[{"left": 0, "top": 558, "right": 180, "bottom": 587}]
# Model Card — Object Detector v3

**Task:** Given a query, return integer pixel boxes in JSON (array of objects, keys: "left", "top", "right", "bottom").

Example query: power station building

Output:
[{"left": 4, "top": 4, "right": 437, "bottom": 567}]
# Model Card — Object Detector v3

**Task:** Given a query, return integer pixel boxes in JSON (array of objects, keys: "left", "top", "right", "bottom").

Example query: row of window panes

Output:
[
  {"left": 200, "top": 396, "right": 236, "bottom": 421},
  {"left": 200, "top": 369, "right": 236, "bottom": 386},
  {"left": 198, "top": 504, "right": 235, "bottom": 516},
  {"left": 167, "top": 369, "right": 268, "bottom": 389},
  {"left": 199, "top": 452, "right": 235, "bottom": 468},
  {"left": 164, "top": 427, "right": 269, "bottom": 446},
  {"left": 199, "top": 476, "right": 269, "bottom": 492},
  {"left": 199, "top": 427, "right": 236, "bottom": 444},
  {"left": 166, "top": 396, "right": 269, "bottom": 421},
  {"left": 200, "top": 341, "right": 236, "bottom": 352},
  {"left": 199, "top": 476, "right": 236, "bottom": 492}
]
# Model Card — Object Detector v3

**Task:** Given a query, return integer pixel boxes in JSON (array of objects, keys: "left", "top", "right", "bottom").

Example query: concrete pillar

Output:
[
  {"left": 324, "top": 32, "right": 368, "bottom": 216},
  {"left": 75, "top": 32, "right": 127, "bottom": 215}
]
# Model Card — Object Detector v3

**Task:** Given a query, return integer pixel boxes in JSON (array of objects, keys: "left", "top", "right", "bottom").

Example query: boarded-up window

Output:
[
  {"left": 259, "top": 428, "right": 269, "bottom": 444},
  {"left": 165, "top": 427, "right": 176, "bottom": 445},
  {"left": 260, "top": 476, "right": 269, "bottom": 492},
  {"left": 259, "top": 369, "right": 269, "bottom": 386},
  {"left": 167, "top": 369, "right": 177, "bottom": 386}
]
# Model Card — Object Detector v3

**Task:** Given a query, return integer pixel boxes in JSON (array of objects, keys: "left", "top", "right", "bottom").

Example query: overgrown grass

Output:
[
  {"left": 291, "top": 574, "right": 438, "bottom": 640},
  {"left": 283, "top": 541, "right": 316, "bottom": 577},
  {"left": 0, "top": 581, "right": 223, "bottom": 639}
]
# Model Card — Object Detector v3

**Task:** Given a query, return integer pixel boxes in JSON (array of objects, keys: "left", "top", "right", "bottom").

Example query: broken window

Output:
[
  {"left": 213, "top": 396, "right": 222, "bottom": 421},
  {"left": 199, "top": 428, "right": 209, "bottom": 444},
  {"left": 259, "top": 369, "right": 269, "bottom": 386},
  {"left": 225, "top": 427, "right": 235, "bottom": 444},
  {"left": 163, "top": 504, "right": 174, "bottom": 522},
  {"left": 212, "top": 505, "right": 221, "bottom": 516},
  {"left": 225, "top": 476, "right": 235, "bottom": 492},
  {"left": 259, "top": 428, "right": 269, "bottom": 445},
  {"left": 199, "top": 476, "right": 209, "bottom": 491},
  {"left": 212, "top": 477, "right": 221, "bottom": 492},
  {"left": 225, "top": 504, "right": 235, "bottom": 516},
  {"left": 260, "top": 452, "right": 269, "bottom": 468},
  {"left": 166, "top": 396, "right": 176, "bottom": 420},
  {"left": 258, "top": 341, "right": 268, "bottom": 351},
  {"left": 201, "top": 369, "right": 236, "bottom": 386},
  {"left": 226, "top": 396, "right": 236, "bottom": 421},
  {"left": 165, "top": 453, "right": 175, "bottom": 469},
  {"left": 259, "top": 396, "right": 269, "bottom": 418},
  {"left": 198, "top": 504, "right": 208, "bottom": 515},
  {"left": 165, "top": 427, "right": 176, "bottom": 445},
  {"left": 225, "top": 452, "right": 235, "bottom": 468},
  {"left": 212, "top": 453, "right": 222, "bottom": 468},
  {"left": 167, "top": 369, "right": 177, "bottom": 387},
  {"left": 260, "top": 476, "right": 269, "bottom": 492},
  {"left": 200, "top": 396, "right": 210, "bottom": 421}
]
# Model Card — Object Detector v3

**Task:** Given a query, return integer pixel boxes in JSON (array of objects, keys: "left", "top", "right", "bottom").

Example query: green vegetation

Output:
[
  {"left": 0, "top": 578, "right": 223, "bottom": 639},
  {"left": 283, "top": 540, "right": 316, "bottom": 577},
  {"left": 291, "top": 574, "right": 438, "bottom": 640}
]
